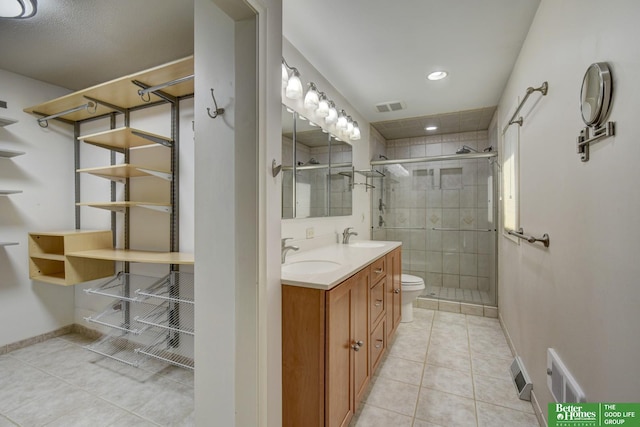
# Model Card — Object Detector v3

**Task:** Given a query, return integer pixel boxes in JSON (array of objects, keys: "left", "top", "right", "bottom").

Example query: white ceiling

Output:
[
  {"left": 0, "top": 0, "right": 194, "bottom": 91},
  {"left": 0, "top": 0, "right": 539, "bottom": 138},
  {"left": 283, "top": 0, "right": 540, "bottom": 133}
]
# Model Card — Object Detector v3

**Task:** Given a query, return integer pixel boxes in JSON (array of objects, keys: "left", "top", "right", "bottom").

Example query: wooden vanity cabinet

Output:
[{"left": 283, "top": 247, "right": 401, "bottom": 427}]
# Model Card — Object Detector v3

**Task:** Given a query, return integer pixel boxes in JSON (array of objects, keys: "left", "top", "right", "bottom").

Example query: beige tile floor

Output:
[
  {"left": 0, "top": 333, "right": 193, "bottom": 426},
  {"left": 351, "top": 308, "right": 540, "bottom": 427}
]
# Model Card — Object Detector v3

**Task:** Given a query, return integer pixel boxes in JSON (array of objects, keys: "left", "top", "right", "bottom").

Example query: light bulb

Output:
[
  {"left": 285, "top": 73, "right": 303, "bottom": 99},
  {"left": 325, "top": 102, "right": 338, "bottom": 125},
  {"left": 346, "top": 116, "right": 354, "bottom": 134},
  {"left": 336, "top": 110, "right": 348, "bottom": 130},
  {"left": 281, "top": 63, "right": 289, "bottom": 89},
  {"left": 304, "top": 83, "right": 319, "bottom": 110},
  {"left": 351, "top": 122, "right": 361, "bottom": 140},
  {"left": 316, "top": 94, "right": 330, "bottom": 117}
]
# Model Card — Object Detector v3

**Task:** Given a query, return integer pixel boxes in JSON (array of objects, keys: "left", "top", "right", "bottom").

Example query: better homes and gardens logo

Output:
[
  {"left": 553, "top": 404, "right": 597, "bottom": 426},
  {"left": 549, "top": 403, "right": 640, "bottom": 427}
]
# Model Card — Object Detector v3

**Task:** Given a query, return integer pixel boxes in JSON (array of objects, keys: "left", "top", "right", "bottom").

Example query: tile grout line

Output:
[
  {"left": 411, "top": 310, "right": 435, "bottom": 426},
  {"left": 466, "top": 313, "right": 481, "bottom": 427}
]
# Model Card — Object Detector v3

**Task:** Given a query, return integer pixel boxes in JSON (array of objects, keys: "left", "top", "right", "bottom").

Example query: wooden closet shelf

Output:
[
  {"left": 77, "top": 201, "right": 171, "bottom": 213},
  {"left": 77, "top": 164, "right": 172, "bottom": 182},
  {"left": 78, "top": 127, "right": 172, "bottom": 150},
  {"left": 67, "top": 249, "right": 194, "bottom": 265},
  {"left": 23, "top": 56, "right": 194, "bottom": 122}
]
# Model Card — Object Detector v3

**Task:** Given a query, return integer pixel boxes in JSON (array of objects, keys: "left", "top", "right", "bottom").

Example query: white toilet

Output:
[{"left": 401, "top": 274, "right": 426, "bottom": 322}]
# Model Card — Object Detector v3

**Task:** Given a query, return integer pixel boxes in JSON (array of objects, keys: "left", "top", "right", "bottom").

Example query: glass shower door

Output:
[{"left": 371, "top": 155, "right": 498, "bottom": 307}]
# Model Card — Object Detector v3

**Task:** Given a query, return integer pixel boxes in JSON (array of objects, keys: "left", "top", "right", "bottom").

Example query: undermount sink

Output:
[
  {"left": 282, "top": 260, "right": 342, "bottom": 274},
  {"left": 348, "top": 242, "right": 385, "bottom": 248}
]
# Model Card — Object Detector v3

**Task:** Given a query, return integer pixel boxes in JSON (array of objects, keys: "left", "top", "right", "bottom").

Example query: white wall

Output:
[
  {"left": 0, "top": 70, "right": 75, "bottom": 347},
  {"left": 281, "top": 39, "right": 372, "bottom": 249},
  {"left": 497, "top": 0, "right": 640, "bottom": 417},
  {"left": 194, "top": 0, "right": 237, "bottom": 425}
]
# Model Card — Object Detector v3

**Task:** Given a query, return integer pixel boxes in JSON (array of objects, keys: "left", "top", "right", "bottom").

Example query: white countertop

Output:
[{"left": 281, "top": 240, "right": 401, "bottom": 290}]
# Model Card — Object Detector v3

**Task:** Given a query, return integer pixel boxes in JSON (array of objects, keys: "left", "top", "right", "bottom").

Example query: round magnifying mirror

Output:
[{"left": 580, "top": 62, "right": 612, "bottom": 127}]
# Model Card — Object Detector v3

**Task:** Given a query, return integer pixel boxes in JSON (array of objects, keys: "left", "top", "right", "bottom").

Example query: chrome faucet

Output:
[
  {"left": 281, "top": 237, "right": 299, "bottom": 264},
  {"left": 342, "top": 227, "right": 358, "bottom": 244}
]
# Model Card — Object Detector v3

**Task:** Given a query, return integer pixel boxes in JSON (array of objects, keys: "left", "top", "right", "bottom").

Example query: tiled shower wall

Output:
[{"left": 371, "top": 130, "right": 497, "bottom": 305}]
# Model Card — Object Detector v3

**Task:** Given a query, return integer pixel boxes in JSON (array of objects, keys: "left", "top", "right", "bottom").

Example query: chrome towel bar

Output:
[
  {"left": 508, "top": 227, "right": 550, "bottom": 248},
  {"left": 508, "top": 81, "right": 548, "bottom": 127}
]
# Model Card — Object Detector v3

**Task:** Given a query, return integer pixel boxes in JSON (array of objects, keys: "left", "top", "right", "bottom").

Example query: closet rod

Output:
[
  {"left": 136, "top": 74, "right": 194, "bottom": 97},
  {"left": 36, "top": 101, "right": 96, "bottom": 127}
]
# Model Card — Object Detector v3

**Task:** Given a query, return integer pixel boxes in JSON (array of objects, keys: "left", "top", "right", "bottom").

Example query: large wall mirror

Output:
[{"left": 282, "top": 104, "right": 353, "bottom": 219}]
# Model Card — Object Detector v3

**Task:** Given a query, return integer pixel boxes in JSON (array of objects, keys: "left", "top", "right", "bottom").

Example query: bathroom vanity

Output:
[{"left": 282, "top": 242, "right": 401, "bottom": 427}]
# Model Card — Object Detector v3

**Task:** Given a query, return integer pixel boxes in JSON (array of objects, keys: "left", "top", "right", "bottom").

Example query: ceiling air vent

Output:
[{"left": 375, "top": 101, "right": 406, "bottom": 113}]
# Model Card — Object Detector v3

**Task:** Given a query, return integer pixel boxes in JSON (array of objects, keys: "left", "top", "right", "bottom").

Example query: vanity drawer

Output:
[
  {"left": 370, "top": 278, "right": 385, "bottom": 327},
  {"left": 370, "top": 318, "right": 386, "bottom": 373},
  {"left": 370, "top": 257, "right": 386, "bottom": 283}
]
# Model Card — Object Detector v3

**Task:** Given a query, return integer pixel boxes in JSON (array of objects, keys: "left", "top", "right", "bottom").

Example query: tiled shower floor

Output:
[
  {"left": 0, "top": 333, "right": 193, "bottom": 426},
  {"left": 422, "top": 285, "right": 493, "bottom": 305},
  {"left": 350, "top": 308, "right": 540, "bottom": 427}
]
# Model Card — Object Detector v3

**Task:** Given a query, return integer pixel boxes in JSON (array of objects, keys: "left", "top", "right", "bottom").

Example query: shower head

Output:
[{"left": 456, "top": 145, "right": 479, "bottom": 154}]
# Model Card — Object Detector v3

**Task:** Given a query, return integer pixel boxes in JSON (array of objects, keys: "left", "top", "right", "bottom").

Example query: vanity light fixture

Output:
[
  {"left": 316, "top": 93, "right": 330, "bottom": 117},
  {"left": 325, "top": 101, "right": 338, "bottom": 125},
  {"left": 282, "top": 57, "right": 359, "bottom": 141},
  {"left": 304, "top": 82, "right": 320, "bottom": 110},
  {"left": 0, "top": 0, "right": 37, "bottom": 19},
  {"left": 427, "top": 71, "right": 448, "bottom": 81},
  {"left": 425, "top": 125, "right": 438, "bottom": 131},
  {"left": 282, "top": 58, "right": 303, "bottom": 100}
]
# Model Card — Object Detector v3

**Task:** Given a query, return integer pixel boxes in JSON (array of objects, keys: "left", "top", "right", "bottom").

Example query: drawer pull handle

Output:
[
  {"left": 374, "top": 268, "right": 383, "bottom": 273},
  {"left": 375, "top": 299, "right": 383, "bottom": 307},
  {"left": 375, "top": 339, "right": 383, "bottom": 349}
]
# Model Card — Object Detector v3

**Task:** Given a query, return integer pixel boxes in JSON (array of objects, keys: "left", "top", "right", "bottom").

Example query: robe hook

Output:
[{"left": 207, "top": 88, "right": 225, "bottom": 118}]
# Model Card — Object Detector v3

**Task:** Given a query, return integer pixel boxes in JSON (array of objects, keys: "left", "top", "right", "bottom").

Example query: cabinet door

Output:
[
  {"left": 326, "top": 275, "right": 356, "bottom": 427},
  {"left": 353, "top": 268, "right": 370, "bottom": 407}
]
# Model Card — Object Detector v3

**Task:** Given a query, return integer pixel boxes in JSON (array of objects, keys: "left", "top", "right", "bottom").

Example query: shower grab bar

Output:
[
  {"left": 381, "top": 227, "right": 426, "bottom": 230},
  {"left": 432, "top": 227, "right": 493, "bottom": 232},
  {"left": 508, "top": 227, "right": 550, "bottom": 248},
  {"left": 507, "top": 81, "right": 548, "bottom": 127}
]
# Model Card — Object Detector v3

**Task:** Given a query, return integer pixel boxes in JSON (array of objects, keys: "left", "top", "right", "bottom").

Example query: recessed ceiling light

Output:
[
  {"left": 427, "top": 71, "right": 448, "bottom": 81},
  {"left": 425, "top": 126, "right": 438, "bottom": 131}
]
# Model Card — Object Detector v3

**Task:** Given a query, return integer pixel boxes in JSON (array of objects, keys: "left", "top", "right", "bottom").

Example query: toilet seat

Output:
[
  {"left": 401, "top": 274, "right": 424, "bottom": 285},
  {"left": 401, "top": 274, "right": 425, "bottom": 290}
]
